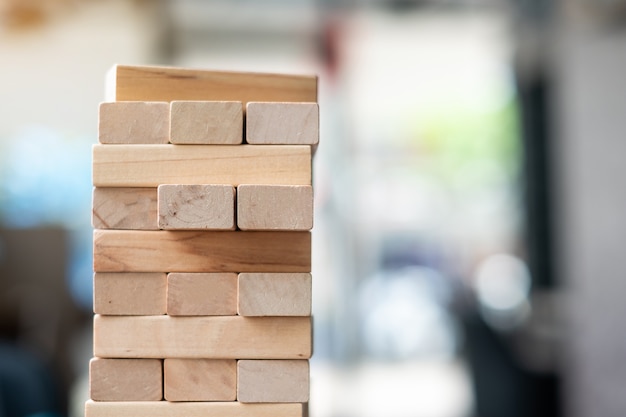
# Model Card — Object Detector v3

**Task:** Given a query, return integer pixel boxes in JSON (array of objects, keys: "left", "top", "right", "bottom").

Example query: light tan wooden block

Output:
[
  {"left": 238, "top": 273, "right": 311, "bottom": 317},
  {"left": 237, "top": 185, "right": 313, "bottom": 231},
  {"left": 170, "top": 101, "right": 242, "bottom": 144},
  {"left": 94, "top": 315, "right": 311, "bottom": 359},
  {"left": 167, "top": 273, "right": 237, "bottom": 316},
  {"left": 106, "top": 64, "right": 317, "bottom": 104},
  {"left": 92, "top": 188, "right": 157, "bottom": 230},
  {"left": 164, "top": 359, "right": 236, "bottom": 401},
  {"left": 237, "top": 360, "right": 309, "bottom": 403},
  {"left": 158, "top": 185, "right": 235, "bottom": 230},
  {"left": 92, "top": 144, "right": 311, "bottom": 187},
  {"left": 93, "top": 272, "right": 166, "bottom": 316},
  {"left": 85, "top": 400, "right": 305, "bottom": 417},
  {"left": 93, "top": 230, "right": 311, "bottom": 273},
  {"left": 89, "top": 358, "right": 162, "bottom": 401},
  {"left": 246, "top": 102, "right": 318, "bottom": 145},
  {"left": 98, "top": 102, "right": 169, "bottom": 144}
]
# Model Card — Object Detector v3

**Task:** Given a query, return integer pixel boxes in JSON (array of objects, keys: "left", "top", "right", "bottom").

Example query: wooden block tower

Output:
[{"left": 87, "top": 65, "right": 317, "bottom": 417}]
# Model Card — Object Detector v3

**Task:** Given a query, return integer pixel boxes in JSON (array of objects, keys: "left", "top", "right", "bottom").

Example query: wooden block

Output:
[
  {"left": 85, "top": 400, "right": 306, "bottom": 417},
  {"left": 246, "top": 102, "right": 318, "bottom": 145},
  {"left": 93, "top": 272, "right": 166, "bottom": 316},
  {"left": 238, "top": 273, "right": 311, "bottom": 317},
  {"left": 164, "top": 359, "right": 236, "bottom": 401},
  {"left": 106, "top": 64, "right": 317, "bottom": 104},
  {"left": 237, "top": 185, "right": 313, "bottom": 231},
  {"left": 167, "top": 273, "right": 237, "bottom": 316},
  {"left": 98, "top": 102, "right": 169, "bottom": 144},
  {"left": 93, "top": 315, "right": 311, "bottom": 359},
  {"left": 158, "top": 185, "right": 235, "bottom": 230},
  {"left": 92, "top": 188, "right": 157, "bottom": 230},
  {"left": 93, "top": 230, "right": 311, "bottom": 273},
  {"left": 170, "top": 101, "right": 242, "bottom": 144},
  {"left": 237, "top": 360, "right": 309, "bottom": 403},
  {"left": 92, "top": 144, "right": 311, "bottom": 187},
  {"left": 89, "top": 358, "right": 162, "bottom": 401}
]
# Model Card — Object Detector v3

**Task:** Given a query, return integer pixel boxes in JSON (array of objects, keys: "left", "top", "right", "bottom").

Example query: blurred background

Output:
[{"left": 1, "top": 0, "right": 626, "bottom": 416}]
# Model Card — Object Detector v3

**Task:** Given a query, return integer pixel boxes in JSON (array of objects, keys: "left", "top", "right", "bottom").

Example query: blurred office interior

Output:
[{"left": 1, "top": 0, "right": 626, "bottom": 416}]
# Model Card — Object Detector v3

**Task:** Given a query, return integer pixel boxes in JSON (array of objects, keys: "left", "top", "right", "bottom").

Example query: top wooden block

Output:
[
  {"left": 99, "top": 102, "right": 169, "bottom": 144},
  {"left": 246, "top": 102, "right": 319, "bottom": 145},
  {"left": 106, "top": 65, "right": 317, "bottom": 104}
]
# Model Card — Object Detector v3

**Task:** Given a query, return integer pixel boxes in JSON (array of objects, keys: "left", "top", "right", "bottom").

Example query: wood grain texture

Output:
[
  {"left": 237, "top": 185, "right": 313, "bottom": 231},
  {"left": 237, "top": 360, "right": 309, "bottom": 403},
  {"left": 89, "top": 358, "right": 162, "bottom": 401},
  {"left": 93, "top": 230, "right": 311, "bottom": 273},
  {"left": 93, "top": 315, "right": 311, "bottom": 359},
  {"left": 92, "top": 188, "right": 157, "bottom": 230},
  {"left": 246, "top": 102, "right": 319, "bottom": 145},
  {"left": 98, "top": 102, "right": 169, "bottom": 144},
  {"left": 167, "top": 273, "right": 237, "bottom": 316},
  {"left": 85, "top": 400, "right": 305, "bottom": 417},
  {"left": 92, "top": 144, "right": 312, "bottom": 187},
  {"left": 93, "top": 272, "right": 166, "bottom": 316},
  {"left": 158, "top": 184, "right": 235, "bottom": 230},
  {"left": 238, "top": 273, "right": 311, "bottom": 317},
  {"left": 170, "top": 101, "right": 242, "bottom": 144},
  {"left": 164, "top": 359, "right": 236, "bottom": 401},
  {"left": 106, "top": 64, "right": 317, "bottom": 104}
]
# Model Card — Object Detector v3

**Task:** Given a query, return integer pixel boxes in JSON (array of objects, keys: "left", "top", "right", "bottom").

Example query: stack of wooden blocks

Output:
[{"left": 86, "top": 65, "right": 317, "bottom": 417}]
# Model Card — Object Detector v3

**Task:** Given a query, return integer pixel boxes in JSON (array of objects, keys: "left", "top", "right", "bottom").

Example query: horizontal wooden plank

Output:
[
  {"left": 106, "top": 64, "right": 317, "bottom": 104},
  {"left": 93, "top": 315, "right": 311, "bottom": 359},
  {"left": 85, "top": 400, "right": 305, "bottom": 417},
  {"left": 92, "top": 144, "right": 312, "bottom": 187},
  {"left": 93, "top": 230, "right": 311, "bottom": 273}
]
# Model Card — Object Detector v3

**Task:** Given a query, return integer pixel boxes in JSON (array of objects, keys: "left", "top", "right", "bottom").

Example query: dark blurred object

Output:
[
  {"left": 518, "top": 67, "right": 554, "bottom": 290},
  {"left": 0, "top": 341, "right": 63, "bottom": 417},
  {"left": 0, "top": 227, "right": 84, "bottom": 417},
  {"left": 464, "top": 310, "right": 560, "bottom": 417}
]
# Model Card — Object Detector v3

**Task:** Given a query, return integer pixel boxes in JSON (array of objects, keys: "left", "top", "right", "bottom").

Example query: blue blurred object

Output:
[
  {"left": 0, "top": 341, "right": 64, "bottom": 417},
  {"left": 358, "top": 265, "right": 457, "bottom": 360},
  {"left": 0, "top": 126, "right": 93, "bottom": 311}
]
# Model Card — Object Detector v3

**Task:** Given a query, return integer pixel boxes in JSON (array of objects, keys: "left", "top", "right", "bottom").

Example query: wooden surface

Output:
[
  {"left": 93, "top": 230, "right": 311, "bottom": 273},
  {"left": 89, "top": 358, "right": 162, "bottom": 401},
  {"left": 92, "top": 188, "right": 158, "bottom": 230},
  {"left": 164, "top": 359, "right": 236, "bottom": 401},
  {"left": 158, "top": 184, "right": 235, "bottom": 230},
  {"left": 238, "top": 273, "right": 311, "bottom": 317},
  {"left": 85, "top": 400, "right": 305, "bottom": 417},
  {"left": 93, "top": 272, "right": 166, "bottom": 316},
  {"left": 237, "top": 360, "right": 309, "bottom": 403},
  {"left": 170, "top": 101, "right": 242, "bottom": 144},
  {"left": 93, "top": 315, "right": 311, "bottom": 359},
  {"left": 98, "top": 102, "right": 169, "bottom": 144},
  {"left": 106, "top": 64, "right": 317, "bottom": 104},
  {"left": 167, "top": 273, "right": 237, "bottom": 316},
  {"left": 237, "top": 185, "right": 313, "bottom": 231},
  {"left": 246, "top": 102, "right": 319, "bottom": 145},
  {"left": 92, "top": 144, "right": 312, "bottom": 187}
]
